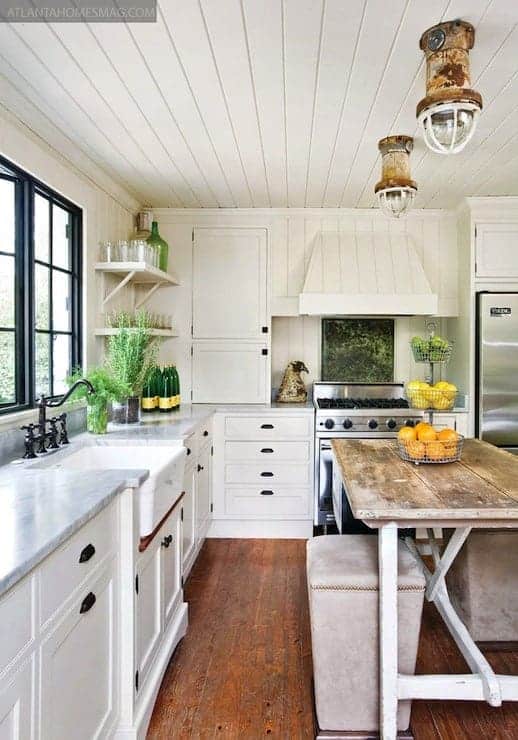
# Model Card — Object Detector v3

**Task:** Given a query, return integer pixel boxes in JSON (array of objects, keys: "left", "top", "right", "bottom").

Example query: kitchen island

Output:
[{"left": 331, "top": 438, "right": 518, "bottom": 740}]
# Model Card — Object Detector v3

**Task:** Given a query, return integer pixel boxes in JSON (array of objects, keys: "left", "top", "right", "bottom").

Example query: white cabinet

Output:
[
  {"left": 135, "top": 539, "right": 162, "bottom": 694},
  {"left": 475, "top": 222, "right": 518, "bottom": 278},
  {"left": 40, "top": 564, "right": 116, "bottom": 740},
  {"left": 433, "top": 413, "right": 469, "bottom": 437},
  {"left": 162, "top": 510, "right": 182, "bottom": 629},
  {"left": 0, "top": 660, "right": 33, "bottom": 740},
  {"left": 181, "top": 456, "right": 196, "bottom": 577},
  {"left": 195, "top": 443, "right": 212, "bottom": 543},
  {"left": 192, "top": 341, "right": 269, "bottom": 404},
  {"left": 192, "top": 227, "right": 268, "bottom": 339}
]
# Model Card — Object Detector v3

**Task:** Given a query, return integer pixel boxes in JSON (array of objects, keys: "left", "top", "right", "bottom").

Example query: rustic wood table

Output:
[{"left": 332, "top": 437, "right": 518, "bottom": 740}]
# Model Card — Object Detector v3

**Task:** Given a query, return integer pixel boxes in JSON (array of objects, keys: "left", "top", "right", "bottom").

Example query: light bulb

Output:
[
  {"left": 377, "top": 187, "right": 416, "bottom": 219},
  {"left": 418, "top": 101, "right": 480, "bottom": 154}
]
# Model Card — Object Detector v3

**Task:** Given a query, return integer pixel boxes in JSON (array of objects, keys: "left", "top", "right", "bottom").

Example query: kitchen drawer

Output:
[
  {"left": 224, "top": 416, "right": 311, "bottom": 440},
  {"left": 225, "top": 487, "right": 310, "bottom": 518},
  {"left": 224, "top": 440, "right": 310, "bottom": 462},
  {"left": 39, "top": 501, "right": 116, "bottom": 626},
  {"left": 0, "top": 576, "right": 34, "bottom": 671},
  {"left": 224, "top": 462, "right": 311, "bottom": 485}
]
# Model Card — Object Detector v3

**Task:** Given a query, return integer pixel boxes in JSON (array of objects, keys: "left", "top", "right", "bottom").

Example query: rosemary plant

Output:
[{"left": 106, "top": 310, "right": 159, "bottom": 397}]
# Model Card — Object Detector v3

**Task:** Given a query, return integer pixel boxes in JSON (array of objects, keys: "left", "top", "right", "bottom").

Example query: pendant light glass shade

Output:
[
  {"left": 377, "top": 186, "right": 416, "bottom": 219},
  {"left": 418, "top": 101, "right": 480, "bottom": 154}
]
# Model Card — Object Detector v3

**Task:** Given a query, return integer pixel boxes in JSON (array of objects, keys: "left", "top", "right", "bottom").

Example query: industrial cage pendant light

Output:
[
  {"left": 417, "top": 19, "right": 482, "bottom": 154},
  {"left": 375, "top": 135, "right": 417, "bottom": 219}
]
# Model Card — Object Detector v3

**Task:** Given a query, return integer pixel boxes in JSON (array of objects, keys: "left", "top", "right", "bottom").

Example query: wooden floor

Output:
[{"left": 148, "top": 539, "right": 518, "bottom": 740}]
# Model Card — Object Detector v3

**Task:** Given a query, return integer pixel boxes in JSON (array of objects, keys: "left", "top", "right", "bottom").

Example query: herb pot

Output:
[{"left": 126, "top": 396, "right": 141, "bottom": 424}]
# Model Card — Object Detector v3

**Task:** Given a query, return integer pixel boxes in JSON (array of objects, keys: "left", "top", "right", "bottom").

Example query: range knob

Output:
[
  {"left": 405, "top": 419, "right": 415, "bottom": 428},
  {"left": 368, "top": 419, "right": 378, "bottom": 430},
  {"left": 387, "top": 418, "right": 397, "bottom": 430},
  {"left": 343, "top": 418, "right": 353, "bottom": 430},
  {"left": 324, "top": 418, "right": 335, "bottom": 430}
]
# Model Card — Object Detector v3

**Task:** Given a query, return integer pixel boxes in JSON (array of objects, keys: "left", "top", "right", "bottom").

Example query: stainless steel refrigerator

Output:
[{"left": 477, "top": 292, "right": 518, "bottom": 452}]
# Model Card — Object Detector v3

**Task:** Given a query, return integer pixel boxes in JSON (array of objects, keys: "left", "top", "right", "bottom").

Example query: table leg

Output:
[{"left": 379, "top": 521, "right": 399, "bottom": 740}]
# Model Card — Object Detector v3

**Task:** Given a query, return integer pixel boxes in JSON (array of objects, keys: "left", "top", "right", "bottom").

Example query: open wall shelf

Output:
[{"left": 95, "top": 261, "right": 180, "bottom": 309}]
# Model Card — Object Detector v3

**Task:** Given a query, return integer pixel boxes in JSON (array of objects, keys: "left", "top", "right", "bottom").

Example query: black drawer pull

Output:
[
  {"left": 260, "top": 471, "right": 274, "bottom": 477},
  {"left": 79, "top": 592, "right": 96, "bottom": 614},
  {"left": 260, "top": 490, "right": 274, "bottom": 496},
  {"left": 261, "top": 424, "right": 274, "bottom": 429},
  {"left": 161, "top": 534, "right": 173, "bottom": 548},
  {"left": 261, "top": 448, "right": 274, "bottom": 454},
  {"left": 203, "top": 430, "right": 209, "bottom": 437},
  {"left": 186, "top": 447, "right": 191, "bottom": 456},
  {"left": 198, "top": 464, "right": 204, "bottom": 472},
  {"left": 79, "top": 543, "right": 95, "bottom": 563}
]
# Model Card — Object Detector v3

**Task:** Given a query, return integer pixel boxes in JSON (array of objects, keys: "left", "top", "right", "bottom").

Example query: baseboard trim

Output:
[
  {"left": 207, "top": 519, "right": 313, "bottom": 538},
  {"left": 317, "top": 730, "right": 413, "bottom": 739}
]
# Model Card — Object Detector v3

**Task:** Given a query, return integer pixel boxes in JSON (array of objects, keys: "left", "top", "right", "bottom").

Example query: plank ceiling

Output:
[{"left": 0, "top": 0, "right": 517, "bottom": 209}]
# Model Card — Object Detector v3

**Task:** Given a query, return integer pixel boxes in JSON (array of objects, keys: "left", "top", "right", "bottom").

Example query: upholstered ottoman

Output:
[
  {"left": 307, "top": 535, "right": 425, "bottom": 737},
  {"left": 446, "top": 530, "right": 518, "bottom": 644}
]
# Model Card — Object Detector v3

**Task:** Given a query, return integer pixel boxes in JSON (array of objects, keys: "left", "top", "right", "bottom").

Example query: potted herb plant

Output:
[
  {"left": 67, "top": 367, "right": 130, "bottom": 434},
  {"left": 106, "top": 310, "right": 158, "bottom": 424}
]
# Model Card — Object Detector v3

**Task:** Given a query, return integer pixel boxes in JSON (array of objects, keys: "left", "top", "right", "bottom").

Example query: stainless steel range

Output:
[{"left": 313, "top": 382, "right": 423, "bottom": 529}]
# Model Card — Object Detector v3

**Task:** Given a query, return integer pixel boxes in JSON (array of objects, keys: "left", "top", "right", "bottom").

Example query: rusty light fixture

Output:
[
  {"left": 417, "top": 19, "right": 482, "bottom": 154},
  {"left": 375, "top": 135, "right": 417, "bottom": 218}
]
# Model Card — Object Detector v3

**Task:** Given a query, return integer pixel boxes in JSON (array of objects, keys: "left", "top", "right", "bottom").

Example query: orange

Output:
[
  {"left": 414, "top": 421, "right": 430, "bottom": 434},
  {"left": 425, "top": 441, "right": 446, "bottom": 461},
  {"left": 398, "top": 426, "right": 417, "bottom": 443},
  {"left": 417, "top": 426, "right": 437, "bottom": 443},
  {"left": 405, "top": 440, "right": 425, "bottom": 460}
]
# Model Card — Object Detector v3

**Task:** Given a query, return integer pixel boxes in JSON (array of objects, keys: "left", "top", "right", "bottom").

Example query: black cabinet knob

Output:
[
  {"left": 79, "top": 543, "right": 96, "bottom": 563},
  {"left": 186, "top": 447, "right": 191, "bottom": 456},
  {"left": 197, "top": 464, "right": 204, "bottom": 472},
  {"left": 79, "top": 592, "right": 96, "bottom": 614},
  {"left": 161, "top": 535, "right": 173, "bottom": 548},
  {"left": 203, "top": 430, "right": 208, "bottom": 436}
]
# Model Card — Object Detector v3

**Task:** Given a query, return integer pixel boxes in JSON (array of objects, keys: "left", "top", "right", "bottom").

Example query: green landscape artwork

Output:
[{"left": 321, "top": 318, "right": 394, "bottom": 382}]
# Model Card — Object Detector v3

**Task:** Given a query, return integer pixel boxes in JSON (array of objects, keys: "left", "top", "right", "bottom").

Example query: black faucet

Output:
[{"left": 22, "top": 379, "right": 95, "bottom": 457}]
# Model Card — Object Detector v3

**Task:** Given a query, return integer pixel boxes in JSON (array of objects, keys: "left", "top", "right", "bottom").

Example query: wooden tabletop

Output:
[{"left": 331, "top": 438, "right": 518, "bottom": 525}]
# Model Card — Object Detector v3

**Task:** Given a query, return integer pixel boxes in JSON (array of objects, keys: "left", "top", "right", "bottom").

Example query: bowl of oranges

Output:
[{"left": 397, "top": 422, "right": 463, "bottom": 464}]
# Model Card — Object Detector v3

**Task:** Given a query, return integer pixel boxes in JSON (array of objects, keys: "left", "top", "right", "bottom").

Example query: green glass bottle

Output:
[
  {"left": 146, "top": 221, "right": 169, "bottom": 273},
  {"left": 159, "top": 368, "right": 172, "bottom": 413},
  {"left": 172, "top": 365, "right": 180, "bottom": 410},
  {"left": 141, "top": 371, "right": 155, "bottom": 413}
]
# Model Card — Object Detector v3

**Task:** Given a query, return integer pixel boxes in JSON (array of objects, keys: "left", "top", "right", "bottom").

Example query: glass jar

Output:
[{"left": 87, "top": 399, "right": 108, "bottom": 434}]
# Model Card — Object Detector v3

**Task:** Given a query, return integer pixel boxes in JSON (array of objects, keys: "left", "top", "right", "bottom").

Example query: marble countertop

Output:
[{"left": 0, "top": 465, "right": 148, "bottom": 597}]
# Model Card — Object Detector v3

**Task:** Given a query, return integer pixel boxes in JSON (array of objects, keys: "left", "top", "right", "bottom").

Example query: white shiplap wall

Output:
[
  {"left": 147, "top": 208, "right": 457, "bottom": 400},
  {"left": 0, "top": 104, "right": 138, "bottom": 371}
]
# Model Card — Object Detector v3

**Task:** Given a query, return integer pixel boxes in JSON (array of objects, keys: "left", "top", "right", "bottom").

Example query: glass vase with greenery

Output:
[
  {"left": 106, "top": 310, "right": 158, "bottom": 424},
  {"left": 67, "top": 367, "right": 130, "bottom": 434}
]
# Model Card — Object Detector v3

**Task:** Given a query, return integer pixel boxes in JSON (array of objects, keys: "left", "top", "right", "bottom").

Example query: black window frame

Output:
[{"left": 0, "top": 154, "right": 82, "bottom": 414}]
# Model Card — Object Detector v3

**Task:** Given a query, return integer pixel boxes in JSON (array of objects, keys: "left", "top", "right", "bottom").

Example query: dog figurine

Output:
[{"left": 276, "top": 361, "right": 309, "bottom": 403}]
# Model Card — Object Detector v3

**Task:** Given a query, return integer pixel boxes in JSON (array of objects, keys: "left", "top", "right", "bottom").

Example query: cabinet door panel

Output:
[
  {"left": 182, "top": 465, "right": 196, "bottom": 574},
  {"left": 193, "top": 228, "right": 267, "bottom": 339},
  {"left": 40, "top": 566, "right": 115, "bottom": 740},
  {"left": 476, "top": 223, "right": 518, "bottom": 278},
  {"left": 192, "top": 342, "right": 268, "bottom": 404},
  {"left": 0, "top": 660, "right": 33, "bottom": 740},
  {"left": 162, "top": 510, "right": 182, "bottom": 627},
  {"left": 196, "top": 445, "right": 211, "bottom": 542},
  {"left": 135, "top": 541, "right": 162, "bottom": 692}
]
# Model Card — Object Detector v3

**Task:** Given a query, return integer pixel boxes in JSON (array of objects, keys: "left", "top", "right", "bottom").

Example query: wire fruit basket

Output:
[
  {"left": 410, "top": 337, "right": 453, "bottom": 363},
  {"left": 405, "top": 386, "right": 457, "bottom": 411},
  {"left": 397, "top": 435, "right": 464, "bottom": 465}
]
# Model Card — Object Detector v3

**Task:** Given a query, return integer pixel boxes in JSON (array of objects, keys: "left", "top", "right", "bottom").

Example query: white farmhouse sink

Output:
[{"left": 34, "top": 443, "right": 186, "bottom": 538}]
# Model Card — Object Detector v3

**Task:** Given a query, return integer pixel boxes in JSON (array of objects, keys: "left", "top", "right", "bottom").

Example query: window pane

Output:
[
  {"left": 0, "top": 179, "right": 15, "bottom": 254},
  {"left": 52, "top": 204, "right": 71, "bottom": 270},
  {"left": 35, "top": 264, "right": 50, "bottom": 330},
  {"left": 52, "top": 334, "right": 71, "bottom": 396},
  {"left": 35, "top": 332, "right": 50, "bottom": 398},
  {"left": 52, "top": 270, "right": 71, "bottom": 332},
  {"left": 0, "top": 255, "right": 14, "bottom": 328},
  {"left": 0, "top": 332, "right": 15, "bottom": 404},
  {"left": 35, "top": 194, "right": 49, "bottom": 263}
]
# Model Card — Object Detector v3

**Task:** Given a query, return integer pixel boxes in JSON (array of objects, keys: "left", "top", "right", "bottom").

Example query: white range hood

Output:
[{"left": 299, "top": 231, "right": 438, "bottom": 316}]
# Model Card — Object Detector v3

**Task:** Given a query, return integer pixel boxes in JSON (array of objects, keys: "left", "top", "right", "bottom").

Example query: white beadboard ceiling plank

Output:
[
  {"left": 0, "top": 25, "right": 167, "bottom": 206},
  {"left": 129, "top": 11, "right": 237, "bottom": 208},
  {"left": 339, "top": 0, "right": 447, "bottom": 207},
  {"left": 283, "top": 0, "right": 326, "bottom": 206},
  {"left": 322, "top": 0, "right": 408, "bottom": 207},
  {"left": 83, "top": 20, "right": 213, "bottom": 208},
  {"left": 242, "top": 0, "right": 288, "bottom": 207},
  {"left": 160, "top": 0, "right": 253, "bottom": 207},
  {"left": 199, "top": 0, "right": 270, "bottom": 207},
  {"left": 304, "top": 0, "right": 366, "bottom": 208}
]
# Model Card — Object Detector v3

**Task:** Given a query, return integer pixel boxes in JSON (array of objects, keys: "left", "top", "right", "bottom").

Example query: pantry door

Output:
[{"left": 192, "top": 228, "right": 268, "bottom": 340}]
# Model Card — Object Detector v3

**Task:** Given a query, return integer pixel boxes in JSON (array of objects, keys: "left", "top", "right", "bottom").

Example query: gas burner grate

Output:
[{"left": 316, "top": 397, "right": 409, "bottom": 410}]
